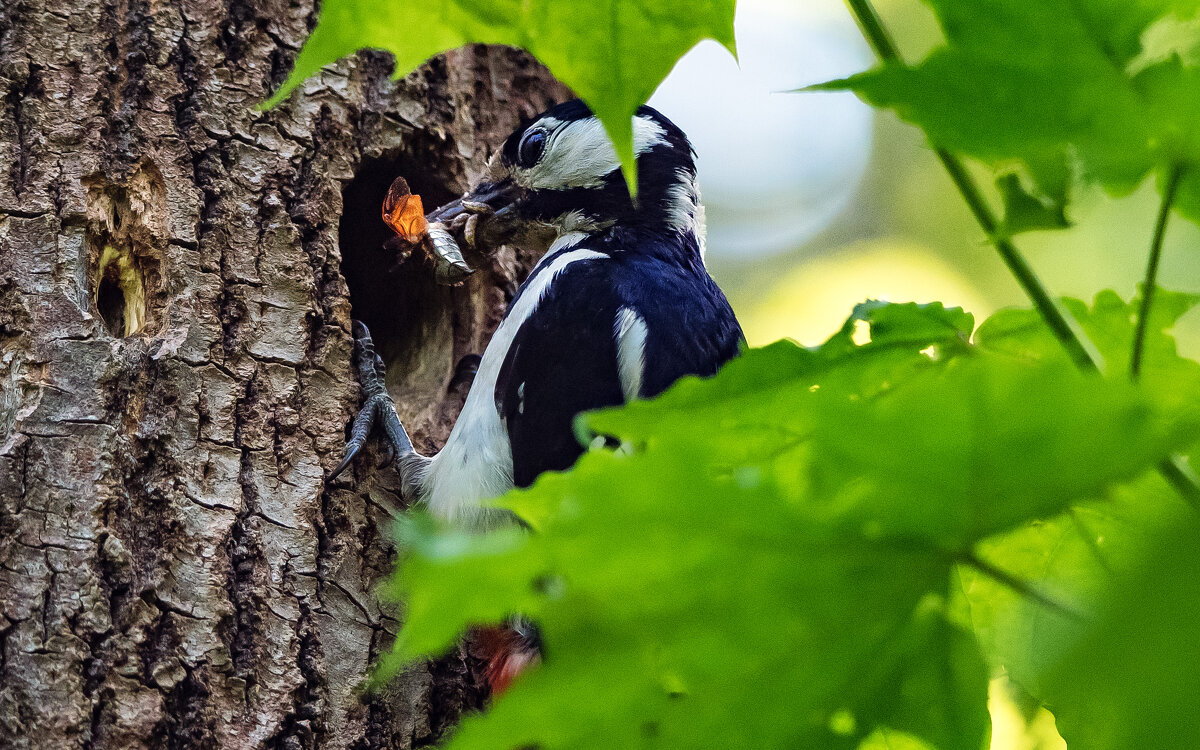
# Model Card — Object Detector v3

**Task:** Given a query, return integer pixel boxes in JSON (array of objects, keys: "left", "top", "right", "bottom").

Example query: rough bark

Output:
[{"left": 0, "top": 1, "right": 568, "bottom": 747}]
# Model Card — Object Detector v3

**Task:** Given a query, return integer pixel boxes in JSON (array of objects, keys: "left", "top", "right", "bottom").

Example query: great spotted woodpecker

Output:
[{"left": 331, "top": 99, "right": 744, "bottom": 688}]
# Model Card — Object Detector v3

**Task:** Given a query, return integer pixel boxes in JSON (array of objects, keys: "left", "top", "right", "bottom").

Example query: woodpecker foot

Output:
[{"left": 328, "top": 321, "right": 416, "bottom": 482}]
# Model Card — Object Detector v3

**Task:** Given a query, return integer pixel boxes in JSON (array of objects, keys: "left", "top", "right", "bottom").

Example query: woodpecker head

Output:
[{"left": 432, "top": 100, "right": 705, "bottom": 248}]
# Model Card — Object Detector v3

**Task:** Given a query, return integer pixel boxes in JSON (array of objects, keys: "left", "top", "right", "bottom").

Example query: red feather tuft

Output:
[{"left": 473, "top": 625, "right": 542, "bottom": 696}]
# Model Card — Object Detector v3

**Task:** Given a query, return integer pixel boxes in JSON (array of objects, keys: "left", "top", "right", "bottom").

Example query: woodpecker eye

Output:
[{"left": 517, "top": 129, "right": 548, "bottom": 167}]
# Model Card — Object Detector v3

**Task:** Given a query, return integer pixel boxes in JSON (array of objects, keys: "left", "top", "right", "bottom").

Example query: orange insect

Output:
[
  {"left": 382, "top": 176, "right": 428, "bottom": 243},
  {"left": 381, "top": 175, "right": 474, "bottom": 285}
]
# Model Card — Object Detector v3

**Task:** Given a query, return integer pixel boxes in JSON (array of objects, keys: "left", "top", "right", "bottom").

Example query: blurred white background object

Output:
[{"left": 650, "top": 0, "right": 874, "bottom": 258}]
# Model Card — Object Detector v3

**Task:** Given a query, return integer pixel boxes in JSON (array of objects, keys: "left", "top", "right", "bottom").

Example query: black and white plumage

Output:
[{"left": 333, "top": 99, "right": 743, "bottom": 526}]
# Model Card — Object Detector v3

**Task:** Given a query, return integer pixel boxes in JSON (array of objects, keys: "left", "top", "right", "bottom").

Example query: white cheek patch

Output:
[{"left": 520, "top": 116, "right": 668, "bottom": 190}]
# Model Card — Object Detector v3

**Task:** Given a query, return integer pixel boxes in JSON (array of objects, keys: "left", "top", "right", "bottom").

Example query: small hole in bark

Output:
[
  {"left": 93, "top": 243, "right": 147, "bottom": 337},
  {"left": 339, "top": 154, "right": 461, "bottom": 410}
]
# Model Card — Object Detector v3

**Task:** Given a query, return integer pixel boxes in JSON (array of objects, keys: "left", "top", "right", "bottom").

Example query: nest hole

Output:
[
  {"left": 93, "top": 243, "right": 148, "bottom": 338},
  {"left": 339, "top": 154, "right": 462, "bottom": 412},
  {"left": 83, "top": 164, "right": 167, "bottom": 339}
]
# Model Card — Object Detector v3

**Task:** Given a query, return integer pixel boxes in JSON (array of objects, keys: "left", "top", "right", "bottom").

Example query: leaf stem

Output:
[
  {"left": 1157, "top": 458, "right": 1200, "bottom": 509},
  {"left": 957, "top": 552, "right": 1082, "bottom": 620},
  {"left": 845, "top": 0, "right": 901, "bottom": 60},
  {"left": 844, "top": 0, "right": 1097, "bottom": 373},
  {"left": 934, "top": 155, "right": 1099, "bottom": 372},
  {"left": 1131, "top": 165, "right": 1185, "bottom": 380},
  {"left": 843, "top": 0, "right": 1200, "bottom": 508}
]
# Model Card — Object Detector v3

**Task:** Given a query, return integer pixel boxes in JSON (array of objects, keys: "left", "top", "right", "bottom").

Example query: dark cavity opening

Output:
[
  {"left": 90, "top": 241, "right": 148, "bottom": 339},
  {"left": 96, "top": 264, "right": 127, "bottom": 337},
  {"left": 339, "top": 153, "right": 462, "bottom": 405}
]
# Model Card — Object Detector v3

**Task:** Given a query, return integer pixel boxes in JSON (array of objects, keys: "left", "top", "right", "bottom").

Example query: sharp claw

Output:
[
  {"left": 327, "top": 449, "right": 358, "bottom": 482},
  {"left": 330, "top": 321, "right": 382, "bottom": 481},
  {"left": 328, "top": 393, "right": 377, "bottom": 481}
]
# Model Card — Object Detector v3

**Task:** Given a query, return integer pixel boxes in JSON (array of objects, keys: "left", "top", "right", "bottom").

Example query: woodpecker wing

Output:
[{"left": 496, "top": 244, "right": 743, "bottom": 488}]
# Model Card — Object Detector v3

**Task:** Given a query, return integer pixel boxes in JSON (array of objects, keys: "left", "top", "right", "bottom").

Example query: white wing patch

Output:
[
  {"left": 614, "top": 306, "right": 648, "bottom": 403},
  {"left": 421, "top": 237, "right": 605, "bottom": 526},
  {"left": 521, "top": 116, "right": 668, "bottom": 190}
]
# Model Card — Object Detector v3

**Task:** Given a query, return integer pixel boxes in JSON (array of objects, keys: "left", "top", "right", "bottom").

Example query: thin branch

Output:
[
  {"left": 957, "top": 552, "right": 1083, "bottom": 620},
  {"left": 1131, "top": 165, "right": 1185, "bottom": 380},
  {"left": 940, "top": 155, "right": 1102, "bottom": 372},
  {"left": 843, "top": 0, "right": 1200, "bottom": 508}
]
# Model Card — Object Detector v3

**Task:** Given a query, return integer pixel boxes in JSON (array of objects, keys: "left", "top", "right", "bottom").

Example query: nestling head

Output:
[{"left": 434, "top": 99, "right": 705, "bottom": 243}]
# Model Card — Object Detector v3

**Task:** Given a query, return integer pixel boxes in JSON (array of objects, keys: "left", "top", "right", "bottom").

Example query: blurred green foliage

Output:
[
  {"left": 1041, "top": 517, "right": 1200, "bottom": 749},
  {"left": 384, "top": 296, "right": 1200, "bottom": 750},
  {"left": 721, "top": 2, "right": 1200, "bottom": 353},
  {"left": 821, "top": 1, "right": 1200, "bottom": 222}
]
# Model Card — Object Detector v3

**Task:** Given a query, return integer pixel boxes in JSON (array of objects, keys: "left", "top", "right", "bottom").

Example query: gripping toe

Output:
[{"left": 327, "top": 321, "right": 416, "bottom": 482}]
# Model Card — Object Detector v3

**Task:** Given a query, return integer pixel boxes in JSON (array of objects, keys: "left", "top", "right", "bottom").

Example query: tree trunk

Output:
[{"left": 0, "top": 1, "right": 567, "bottom": 747}]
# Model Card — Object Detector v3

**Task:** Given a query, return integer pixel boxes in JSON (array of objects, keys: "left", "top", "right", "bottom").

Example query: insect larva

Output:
[{"left": 427, "top": 221, "right": 474, "bottom": 285}]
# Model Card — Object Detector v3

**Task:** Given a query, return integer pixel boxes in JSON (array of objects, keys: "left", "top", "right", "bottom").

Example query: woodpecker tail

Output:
[{"left": 472, "top": 618, "right": 542, "bottom": 696}]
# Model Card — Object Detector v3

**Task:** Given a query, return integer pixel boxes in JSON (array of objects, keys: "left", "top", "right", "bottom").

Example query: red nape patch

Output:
[{"left": 472, "top": 624, "right": 542, "bottom": 696}]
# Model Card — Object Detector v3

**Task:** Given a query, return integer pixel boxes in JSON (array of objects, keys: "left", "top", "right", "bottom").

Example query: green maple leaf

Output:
[
  {"left": 263, "top": 0, "right": 736, "bottom": 188},
  {"left": 976, "top": 288, "right": 1200, "bottom": 409},
  {"left": 1038, "top": 515, "right": 1200, "bottom": 750}
]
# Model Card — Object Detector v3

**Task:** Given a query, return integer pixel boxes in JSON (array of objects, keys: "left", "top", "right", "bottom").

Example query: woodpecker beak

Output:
[
  {"left": 424, "top": 198, "right": 468, "bottom": 224},
  {"left": 426, "top": 178, "right": 522, "bottom": 225},
  {"left": 462, "top": 179, "right": 522, "bottom": 216}
]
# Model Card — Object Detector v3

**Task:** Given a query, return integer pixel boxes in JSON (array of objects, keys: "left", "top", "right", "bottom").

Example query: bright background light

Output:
[{"left": 650, "top": 0, "right": 874, "bottom": 259}]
